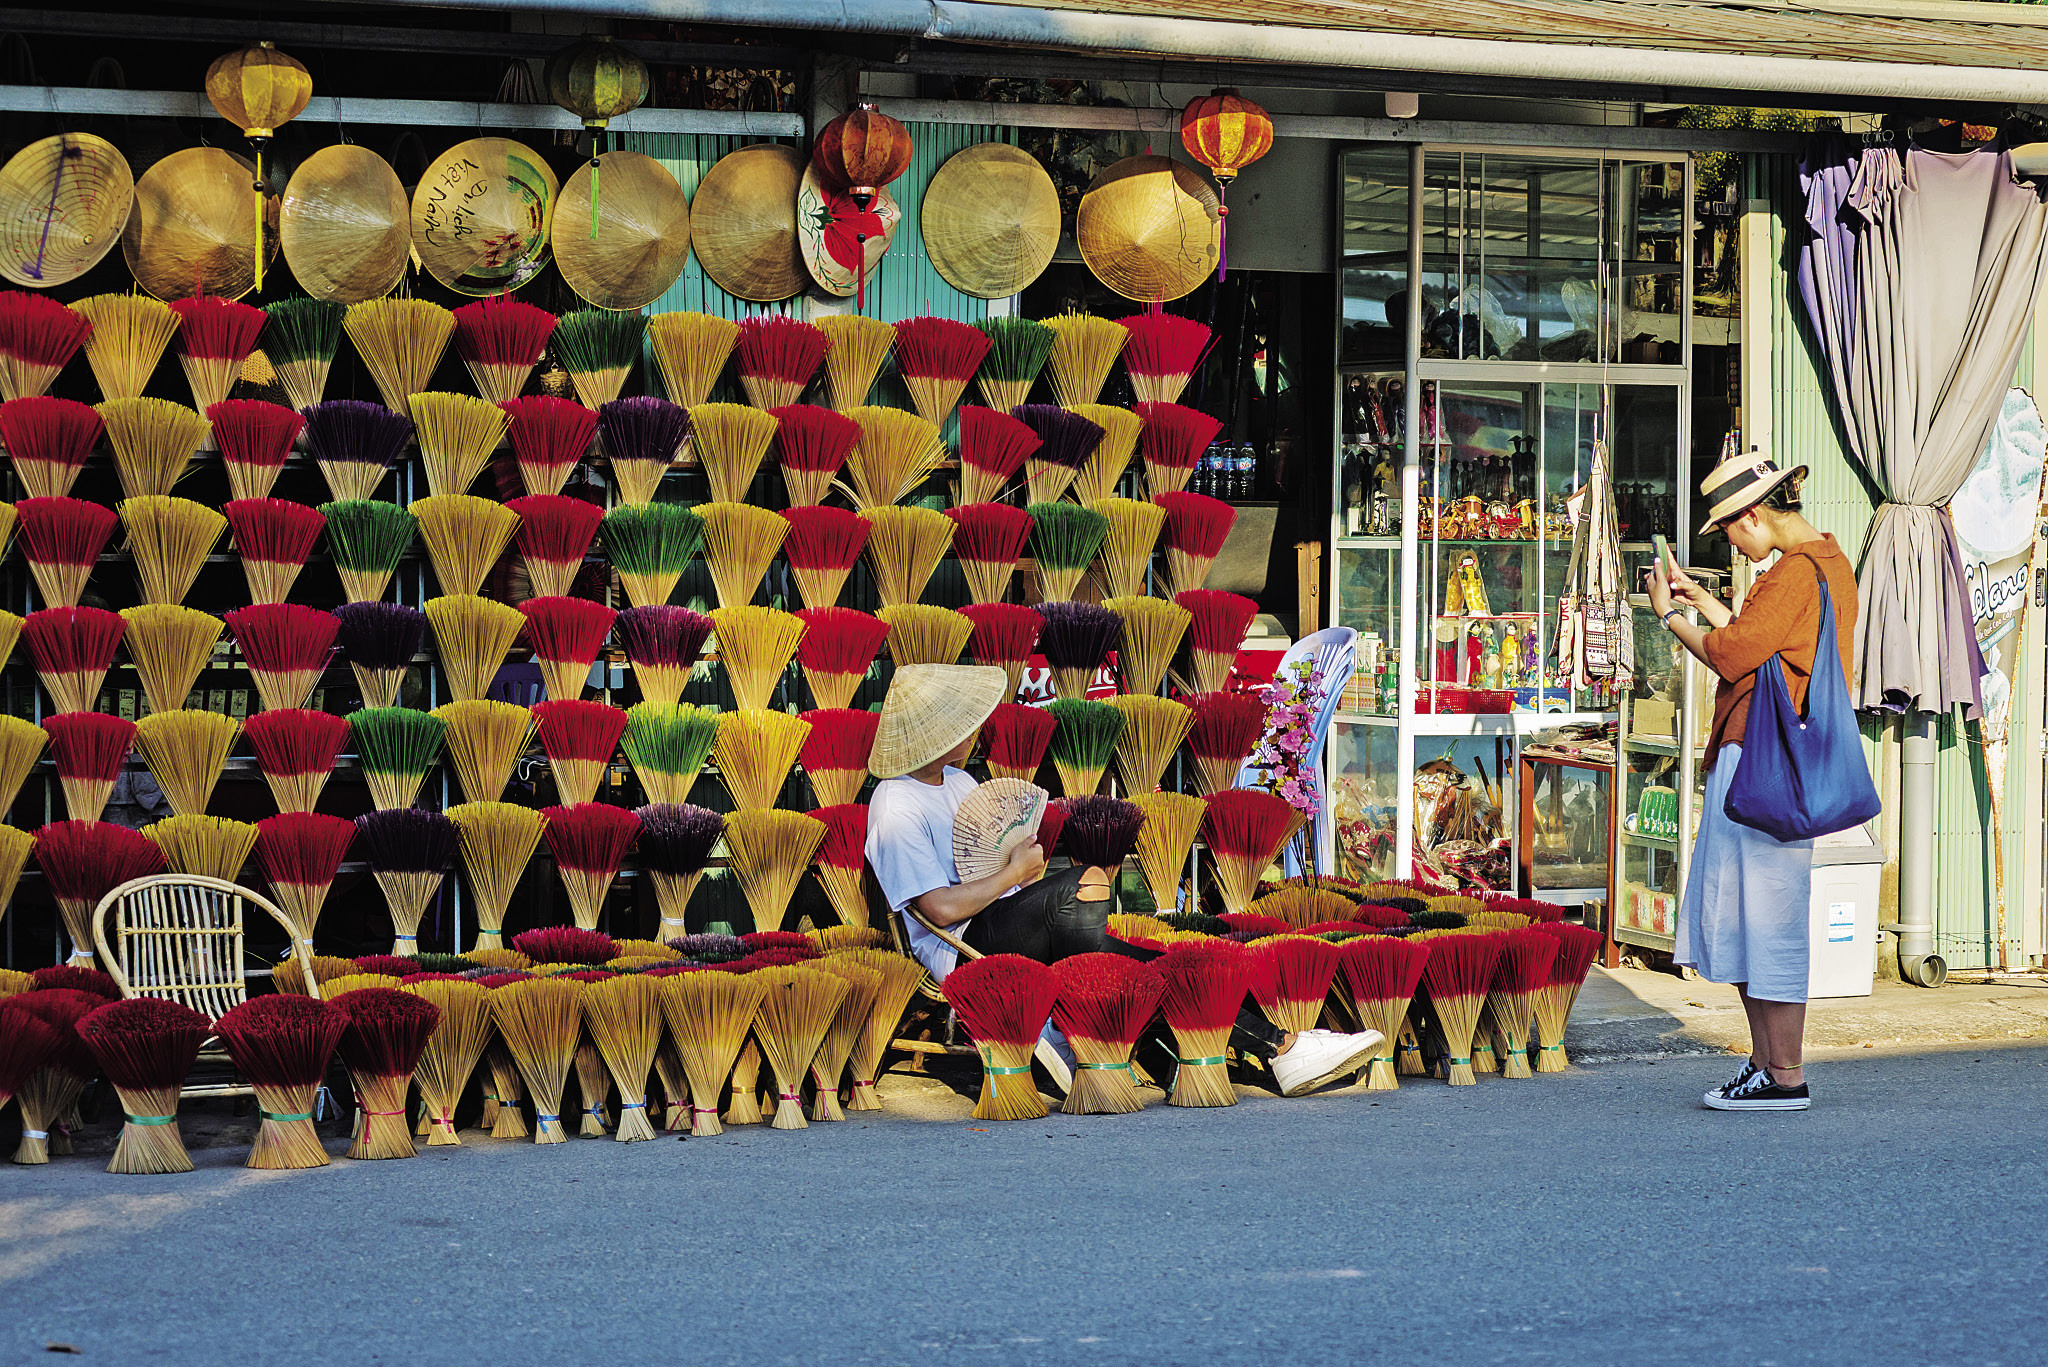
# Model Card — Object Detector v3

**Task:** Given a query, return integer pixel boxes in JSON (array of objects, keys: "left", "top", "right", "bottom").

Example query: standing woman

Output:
[{"left": 1646, "top": 454, "right": 1859, "bottom": 1112}]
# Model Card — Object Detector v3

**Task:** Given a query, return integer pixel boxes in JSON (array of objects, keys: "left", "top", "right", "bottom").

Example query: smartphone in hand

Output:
[{"left": 1651, "top": 534, "right": 1674, "bottom": 581}]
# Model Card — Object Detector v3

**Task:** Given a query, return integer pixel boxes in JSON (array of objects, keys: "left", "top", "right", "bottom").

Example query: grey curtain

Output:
[{"left": 1799, "top": 146, "right": 2048, "bottom": 716}]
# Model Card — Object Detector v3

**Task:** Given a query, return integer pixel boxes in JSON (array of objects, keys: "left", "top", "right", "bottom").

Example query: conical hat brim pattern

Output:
[
  {"left": 411, "top": 136, "right": 559, "bottom": 296},
  {"left": 923, "top": 143, "right": 1058, "bottom": 300},
  {"left": 691, "top": 143, "right": 805, "bottom": 303},
  {"left": 0, "top": 133, "right": 134, "bottom": 289},
  {"left": 122, "top": 146, "right": 278, "bottom": 301},
  {"left": 280, "top": 144, "right": 410, "bottom": 304},
  {"left": 1076, "top": 154, "right": 1219, "bottom": 304},
  {"left": 553, "top": 149, "right": 691, "bottom": 311}
]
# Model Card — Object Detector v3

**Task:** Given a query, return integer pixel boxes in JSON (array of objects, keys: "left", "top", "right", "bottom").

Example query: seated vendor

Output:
[{"left": 864, "top": 663, "right": 1383, "bottom": 1098}]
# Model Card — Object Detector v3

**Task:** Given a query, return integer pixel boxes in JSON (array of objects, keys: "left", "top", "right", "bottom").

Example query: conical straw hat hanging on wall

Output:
[
  {"left": 122, "top": 146, "right": 279, "bottom": 301},
  {"left": 922, "top": 143, "right": 1058, "bottom": 301},
  {"left": 545, "top": 36, "right": 649, "bottom": 240},
  {"left": 691, "top": 143, "right": 805, "bottom": 303},
  {"left": 551, "top": 149, "right": 689, "bottom": 311},
  {"left": 280, "top": 144, "right": 409, "bottom": 304},
  {"left": 796, "top": 164, "right": 898, "bottom": 309},
  {"left": 411, "top": 137, "right": 559, "bottom": 296},
  {"left": 1075, "top": 154, "right": 1219, "bottom": 304},
  {"left": 0, "top": 133, "right": 134, "bottom": 289},
  {"left": 204, "top": 42, "right": 314, "bottom": 293}
]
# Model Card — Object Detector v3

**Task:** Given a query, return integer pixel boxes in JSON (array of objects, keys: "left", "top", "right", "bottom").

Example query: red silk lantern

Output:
[
  {"left": 810, "top": 101, "right": 912, "bottom": 311},
  {"left": 1179, "top": 89, "right": 1274, "bottom": 280}
]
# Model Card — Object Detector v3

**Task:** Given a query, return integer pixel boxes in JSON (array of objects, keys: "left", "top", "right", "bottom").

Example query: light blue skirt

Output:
[{"left": 1675, "top": 744, "right": 1815, "bottom": 1003}]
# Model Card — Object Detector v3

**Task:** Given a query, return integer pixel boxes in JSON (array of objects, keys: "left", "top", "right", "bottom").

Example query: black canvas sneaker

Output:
[
  {"left": 1705, "top": 1058, "right": 1763, "bottom": 1104},
  {"left": 1703, "top": 1067, "right": 1810, "bottom": 1111}
]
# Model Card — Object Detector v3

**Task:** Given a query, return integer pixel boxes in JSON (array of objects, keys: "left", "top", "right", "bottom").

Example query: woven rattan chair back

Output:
[{"left": 91, "top": 873, "right": 317, "bottom": 1019}]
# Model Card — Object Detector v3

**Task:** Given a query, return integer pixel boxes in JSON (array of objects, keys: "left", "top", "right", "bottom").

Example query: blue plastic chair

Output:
[
  {"left": 1234, "top": 626, "right": 1358, "bottom": 878},
  {"left": 487, "top": 663, "right": 547, "bottom": 708}
]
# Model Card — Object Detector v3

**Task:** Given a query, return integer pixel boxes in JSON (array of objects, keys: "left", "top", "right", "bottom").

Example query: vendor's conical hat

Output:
[
  {"left": 279, "top": 144, "right": 410, "bottom": 304},
  {"left": 923, "top": 143, "right": 1058, "bottom": 300},
  {"left": 121, "top": 146, "right": 278, "bottom": 301},
  {"left": 1076, "top": 154, "right": 1219, "bottom": 303},
  {"left": 411, "top": 136, "right": 559, "bottom": 295},
  {"left": 0, "top": 133, "right": 134, "bottom": 289},
  {"left": 691, "top": 143, "right": 804, "bottom": 303},
  {"left": 796, "top": 164, "right": 899, "bottom": 299},
  {"left": 867, "top": 663, "right": 1009, "bottom": 780},
  {"left": 552, "top": 149, "right": 691, "bottom": 311}
]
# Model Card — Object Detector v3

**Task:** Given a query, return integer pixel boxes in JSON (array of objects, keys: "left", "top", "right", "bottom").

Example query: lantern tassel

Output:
[
  {"left": 1215, "top": 186, "right": 1229, "bottom": 283},
  {"left": 254, "top": 146, "right": 264, "bottom": 292},
  {"left": 590, "top": 128, "right": 602, "bottom": 241}
]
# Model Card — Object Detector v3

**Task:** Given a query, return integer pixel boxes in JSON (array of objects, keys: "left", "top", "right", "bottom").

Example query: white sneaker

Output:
[
  {"left": 1269, "top": 1028, "right": 1384, "bottom": 1098},
  {"left": 1032, "top": 1026, "right": 1074, "bottom": 1097}
]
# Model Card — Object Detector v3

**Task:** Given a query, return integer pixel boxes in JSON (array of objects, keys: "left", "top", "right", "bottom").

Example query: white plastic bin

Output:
[{"left": 1808, "top": 823, "right": 1886, "bottom": 999}]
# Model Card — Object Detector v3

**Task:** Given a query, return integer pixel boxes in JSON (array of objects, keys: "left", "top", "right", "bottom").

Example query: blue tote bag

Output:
[{"left": 1723, "top": 559, "right": 1882, "bottom": 841}]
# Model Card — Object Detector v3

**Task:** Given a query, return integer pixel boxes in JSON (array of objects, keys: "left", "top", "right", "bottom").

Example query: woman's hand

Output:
[
  {"left": 1002, "top": 841, "right": 1048, "bottom": 887},
  {"left": 1643, "top": 565, "right": 1674, "bottom": 617},
  {"left": 1667, "top": 566, "right": 1714, "bottom": 612}
]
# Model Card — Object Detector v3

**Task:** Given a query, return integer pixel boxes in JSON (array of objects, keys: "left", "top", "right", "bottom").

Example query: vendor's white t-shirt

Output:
[{"left": 865, "top": 768, "right": 985, "bottom": 980}]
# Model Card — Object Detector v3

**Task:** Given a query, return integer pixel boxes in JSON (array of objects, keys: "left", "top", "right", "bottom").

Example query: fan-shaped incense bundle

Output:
[
  {"left": 976, "top": 316, "right": 1056, "bottom": 411},
  {"left": 958, "top": 603, "right": 1040, "bottom": 702},
  {"left": 1136, "top": 403, "right": 1224, "bottom": 499},
  {"left": 1244, "top": 935, "right": 1341, "bottom": 1039},
  {"left": 542, "top": 802, "right": 641, "bottom": 929},
  {"left": 1530, "top": 922, "right": 1603, "bottom": 1072},
  {"left": 1043, "top": 312, "right": 1128, "bottom": 408},
  {"left": 167, "top": 297, "right": 266, "bottom": 436},
  {"left": 1121, "top": 312, "right": 1211, "bottom": 405},
  {"left": 532, "top": 699, "right": 627, "bottom": 806},
  {"left": 844, "top": 405, "right": 947, "bottom": 510},
  {"left": 1108, "top": 694, "right": 1194, "bottom": 796},
  {"left": 1036, "top": 601, "right": 1120, "bottom": 700},
  {"left": 255, "top": 810, "right": 356, "bottom": 961},
  {"left": 400, "top": 975, "right": 490, "bottom": 1143},
  {"left": 620, "top": 701, "right": 721, "bottom": 805},
  {"left": 1014, "top": 404, "right": 1103, "bottom": 505},
  {"left": 1156, "top": 939, "right": 1251, "bottom": 1107},
  {"left": 317, "top": 500, "right": 413, "bottom": 606},
  {"left": 210, "top": 400, "right": 304, "bottom": 501},
  {"left": 500, "top": 395, "right": 598, "bottom": 497},
  {"left": 830, "top": 947, "right": 923, "bottom": 1110},
  {"left": 270, "top": 953, "right": 359, "bottom": 995},
  {"left": 793, "top": 606, "right": 887, "bottom": 711},
  {"left": 807, "top": 956, "right": 882, "bottom": 1119},
  {"left": 1051, "top": 952, "right": 1165, "bottom": 1115},
  {"left": 74, "top": 293, "right": 180, "bottom": 401},
  {"left": 356, "top": 807, "right": 457, "bottom": 955},
  {"left": 943, "top": 503, "right": 1033, "bottom": 605},
  {"left": 1061, "top": 794, "right": 1146, "bottom": 873},
  {"left": 241, "top": 707, "right": 348, "bottom": 814},
  {"left": 409, "top": 392, "right": 506, "bottom": 498},
  {"left": 5, "top": 990, "right": 96, "bottom": 1162},
  {"left": 435, "top": 699, "right": 534, "bottom": 805},
  {"left": 115, "top": 495, "right": 221, "bottom": 608},
  {"left": 1068, "top": 404, "right": 1145, "bottom": 505},
  {"left": 580, "top": 972, "right": 664, "bottom": 1141},
  {"left": 1090, "top": 497, "right": 1165, "bottom": 600},
  {"left": 76, "top": 996, "right": 211, "bottom": 1174},
  {"left": 877, "top": 603, "right": 973, "bottom": 669},
  {"left": 261, "top": 297, "right": 345, "bottom": 411},
  {"left": 685, "top": 403, "right": 776, "bottom": 505},
  {"left": 449, "top": 802, "right": 548, "bottom": 951},
  {"left": 512, "top": 926, "right": 618, "bottom": 966},
  {"left": 751, "top": 963, "right": 849, "bottom": 1130},
  {"left": 36, "top": 820, "right": 166, "bottom": 963},
  {"left": 0, "top": 292, "right": 88, "bottom": 400},
  {"left": 956, "top": 404, "right": 1040, "bottom": 505},
  {"left": 1484, "top": 928, "right": 1558, "bottom": 1081},
  {"left": 1419, "top": 932, "right": 1505, "bottom": 1086},
  {"left": 735, "top": 315, "right": 828, "bottom": 410},
  {"left": 615, "top": 605, "right": 712, "bottom": 706},
  {"left": 648, "top": 310, "right": 739, "bottom": 409},
  {"left": 1201, "top": 789, "right": 1302, "bottom": 916},
  {"left": 330, "top": 986, "right": 441, "bottom": 1160},
  {"left": 593, "top": 394, "right": 686, "bottom": 506},
  {"left": 0, "top": 395, "right": 101, "bottom": 498},
  {"left": 944, "top": 952, "right": 1057, "bottom": 1121},
  {"left": 655, "top": 965, "right": 763, "bottom": 1135},
  {"left": 488, "top": 975, "right": 581, "bottom": 1142},
  {"left": 0, "top": 606, "right": 19, "bottom": 679},
  {"left": 602, "top": 501, "right": 702, "bottom": 608},
  {"left": 45, "top": 711, "right": 132, "bottom": 823},
  {"left": 345, "top": 297, "right": 455, "bottom": 417},
  {"left": 350, "top": 707, "right": 445, "bottom": 809},
  {"left": 725, "top": 808, "right": 828, "bottom": 937},
  {"left": 453, "top": 295, "right": 556, "bottom": 403},
  {"left": 305, "top": 399, "right": 413, "bottom": 501},
  {"left": 1179, "top": 589, "right": 1256, "bottom": 694},
  {"left": 1046, "top": 697, "right": 1123, "bottom": 798},
  {"left": 19, "top": 496, "right": 117, "bottom": 608},
  {"left": 520, "top": 596, "right": 613, "bottom": 701},
  {"left": 779, "top": 505, "right": 868, "bottom": 611},
  {"left": 1187, "top": 690, "right": 1267, "bottom": 796},
  {"left": 713, "top": 707, "right": 810, "bottom": 811},
  {"left": 894, "top": 316, "right": 991, "bottom": 429},
  {"left": 1130, "top": 791, "right": 1203, "bottom": 912},
  {"left": 807, "top": 802, "right": 870, "bottom": 929},
  {"left": 1251, "top": 887, "right": 1359, "bottom": 931},
  {"left": 97, "top": 396, "right": 209, "bottom": 498},
  {"left": 332, "top": 601, "right": 424, "bottom": 709},
  {"left": 503, "top": 494, "right": 599, "bottom": 599},
  {"left": 25, "top": 604, "right": 125, "bottom": 714},
  {"left": 768, "top": 403, "right": 860, "bottom": 508},
  {"left": 1105, "top": 594, "right": 1189, "bottom": 697},
  {"left": 858, "top": 505, "right": 951, "bottom": 609},
  {"left": 425, "top": 595, "right": 525, "bottom": 703},
  {"left": 798, "top": 708, "right": 879, "bottom": 807},
  {"left": 554, "top": 308, "right": 647, "bottom": 409},
  {"left": 1335, "top": 934, "right": 1430, "bottom": 1091},
  {"left": 223, "top": 498, "right": 325, "bottom": 605},
  {"left": 0, "top": 715, "right": 44, "bottom": 815},
  {"left": 225, "top": 603, "right": 339, "bottom": 712},
  {"left": 699, "top": 500, "right": 787, "bottom": 610},
  {"left": 1026, "top": 501, "right": 1108, "bottom": 602},
  {"left": 982, "top": 702, "right": 1055, "bottom": 782},
  {"left": 211, "top": 993, "right": 348, "bottom": 1168},
  {"left": 637, "top": 803, "right": 724, "bottom": 941},
  {"left": 711, "top": 605, "right": 805, "bottom": 712},
  {"left": 145, "top": 813, "right": 258, "bottom": 882},
  {"left": 814, "top": 313, "right": 894, "bottom": 412}
]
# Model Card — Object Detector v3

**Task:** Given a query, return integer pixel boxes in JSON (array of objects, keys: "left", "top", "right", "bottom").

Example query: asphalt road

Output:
[{"left": 4, "top": 1042, "right": 2045, "bottom": 1366}]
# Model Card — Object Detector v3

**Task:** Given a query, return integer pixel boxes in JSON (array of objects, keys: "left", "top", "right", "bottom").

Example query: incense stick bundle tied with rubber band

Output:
[
  {"left": 400, "top": 976, "right": 492, "bottom": 1144},
  {"left": 843, "top": 405, "right": 948, "bottom": 510},
  {"left": 878, "top": 603, "right": 973, "bottom": 669},
  {"left": 1067, "top": 404, "right": 1145, "bottom": 506},
  {"left": 1046, "top": 697, "right": 1123, "bottom": 799},
  {"left": 724, "top": 808, "right": 828, "bottom": 941},
  {"left": 808, "top": 802, "right": 870, "bottom": 930},
  {"left": 735, "top": 315, "right": 829, "bottom": 411},
  {"left": 322, "top": 502, "right": 418, "bottom": 608},
  {"left": 72, "top": 293, "right": 179, "bottom": 402},
  {"left": 976, "top": 316, "right": 1057, "bottom": 412},
  {"left": 699, "top": 500, "right": 788, "bottom": 611},
  {"left": 944, "top": 952, "right": 1060, "bottom": 1121},
  {"left": 520, "top": 595, "right": 615, "bottom": 702},
  {"left": 1026, "top": 501, "right": 1109, "bottom": 603},
  {"left": 76, "top": 996, "right": 212, "bottom": 1174},
  {"left": 956, "top": 404, "right": 1041, "bottom": 505},
  {"left": 945, "top": 502, "right": 1034, "bottom": 606},
  {"left": 798, "top": 708, "right": 879, "bottom": 808},
  {"left": 0, "top": 395, "right": 101, "bottom": 498},
  {"left": 121, "top": 603, "right": 222, "bottom": 718},
  {"left": 750, "top": 964, "right": 850, "bottom": 1131},
  {"left": 792, "top": 606, "right": 887, "bottom": 711},
  {"left": 1338, "top": 933, "right": 1432, "bottom": 1090},
  {"left": 601, "top": 501, "right": 703, "bottom": 609},
  {"left": 581, "top": 972, "right": 666, "bottom": 1141},
  {"left": 357, "top": 807, "right": 458, "bottom": 956},
  {"left": 1486, "top": 928, "right": 1560, "bottom": 1081},
  {"left": 710, "top": 605, "right": 805, "bottom": 713},
  {"left": 780, "top": 504, "right": 871, "bottom": 612},
  {"left": 981, "top": 702, "right": 1057, "bottom": 784},
  {"left": 331, "top": 987, "right": 442, "bottom": 1160},
  {"left": 806, "top": 957, "right": 883, "bottom": 1121},
  {"left": 452, "top": 295, "right": 557, "bottom": 404},
  {"left": 209, "top": 400, "right": 305, "bottom": 502},
  {"left": 1036, "top": 601, "right": 1121, "bottom": 702},
  {"left": 647, "top": 310, "right": 738, "bottom": 410},
  {"left": 505, "top": 494, "right": 603, "bottom": 600},
  {"left": 303, "top": 399, "right": 413, "bottom": 502},
  {"left": 597, "top": 394, "right": 690, "bottom": 505},
  {"left": 1530, "top": 921, "right": 1604, "bottom": 1072},
  {"left": 260, "top": 297, "right": 344, "bottom": 413},
  {"left": 1418, "top": 930, "right": 1505, "bottom": 1086},
  {"left": 425, "top": 595, "right": 526, "bottom": 704},
  {"left": 435, "top": 699, "right": 535, "bottom": 806},
  {"left": 255, "top": 811, "right": 357, "bottom": 970},
  {"left": 894, "top": 316, "right": 991, "bottom": 430},
  {"left": 117, "top": 496, "right": 223, "bottom": 609},
  {"left": 958, "top": 603, "right": 1041, "bottom": 703},
  {"left": 501, "top": 395, "right": 598, "bottom": 498},
  {"left": 242, "top": 708, "right": 350, "bottom": 815},
  {"left": 25, "top": 604, "right": 127, "bottom": 715},
  {"left": 1090, "top": 497, "right": 1166, "bottom": 601},
  {"left": 1247, "top": 935, "right": 1342, "bottom": 1036},
  {"left": 1200, "top": 789, "right": 1304, "bottom": 916},
  {"left": 1051, "top": 952, "right": 1165, "bottom": 1115},
  {"left": 620, "top": 700, "right": 721, "bottom": 806},
  {"left": 1156, "top": 939, "right": 1252, "bottom": 1108},
  {"left": 532, "top": 698, "right": 627, "bottom": 807},
  {"left": 1014, "top": 404, "right": 1104, "bottom": 505},
  {"left": 1043, "top": 312, "right": 1128, "bottom": 409},
  {"left": 7, "top": 990, "right": 98, "bottom": 1162},
  {"left": 1108, "top": 694, "right": 1194, "bottom": 797},
  {"left": 657, "top": 964, "right": 766, "bottom": 1137},
  {"left": 1186, "top": 690, "right": 1269, "bottom": 797},
  {"left": 333, "top": 601, "right": 426, "bottom": 710},
  {"left": 412, "top": 493, "right": 521, "bottom": 600},
  {"left": 411, "top": 391, "right": 508, "bottom": 499},
  {"left": 19, "top": 496, "right": 117, "bottom": 609},
  {"left": 225, "top": 498, "right": 326, "bottom": 605},
  {"left": 97, "top": 396, "right": 209, "bottom": 499},
  {"left": 351, "top": 706, "right": 447, "bottom": 811},
  {"left": 1136, "top": 404, "right": 1225, "bottom": 500},
  {"left": 614, "top": 604, "right": 712, "bottom": 707},
  {"left": 450, "top": 802, "right": 550, "bottom": 952},
  {"left": 1179, "top": 589, "right": 1256, "bottom": 694},
  {"left": 691, "top": 401, "right": 781, "bottom": 505},
  {"left": 542, "top": 802, "right": 642, "bottom": 929},
  {"left": 833, "top": 947, "right": 926, "bottom": 1113},
  {"left": 1121, "top": 312, "right": 1212, "bottom": 406},
  {"left": 213, "top": 992, "right": 349, "bottom": 1169},
  {"left": 344, "top": 297, "right": 455, "bottom": 418},
  {"left": 1130, "top": 790, "right": 1204, "bottom": 913},
  {"left": 635, "top": 802, "right": 724, "bottom": 944},
  {"left": 225, "top": 603, "right": 339, "bottom": 712},
  {"left": 770, "top": 403, "right": 861, "bottom": 508},
  {"left": 167, "top": 297, "right": 265, "bottom": 441},
  {"left": 0, "top": 292, "right": 91, "bottom": 401},
  {"left": 488, "top": 975, "right": 583, "bottom": 1143},
  {"left": 814, "top": 313, "right": 894, "bottom": 413}
]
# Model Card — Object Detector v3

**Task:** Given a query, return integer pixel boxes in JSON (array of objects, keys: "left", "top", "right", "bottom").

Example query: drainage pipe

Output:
[{"left": 1891, "top": 711, "right": 1947, "bottom": 987}]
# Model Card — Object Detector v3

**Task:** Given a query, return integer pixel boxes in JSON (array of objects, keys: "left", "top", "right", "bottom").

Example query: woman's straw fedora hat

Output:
[
  {"left": 868, "top": 663, "right": 1010, "bottom": 779},
  {"left": 1698, "top": 449, "right": 1807, "bottom": 534}
]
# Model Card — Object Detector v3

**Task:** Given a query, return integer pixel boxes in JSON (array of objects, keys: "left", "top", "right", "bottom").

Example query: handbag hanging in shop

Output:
[
  {"left": 1722, "top": 559, "right": 1881, "bottom": 841},
  {"left": 1553, "top": 438, "right": 1633, "bottom": 689}
]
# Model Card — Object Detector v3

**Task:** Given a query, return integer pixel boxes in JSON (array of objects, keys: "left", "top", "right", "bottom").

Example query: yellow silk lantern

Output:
[
  {"left": 1178, "top": 89, "right": 1274, "bottom": 280},
  {"left": 546, "top": 36, "right": 650, "bottom": 239},
  {"left": 205, "top": 42, "right": 312, "bottom": 291}
]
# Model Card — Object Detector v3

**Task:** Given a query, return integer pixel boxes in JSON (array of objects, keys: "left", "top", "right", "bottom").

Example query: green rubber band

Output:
[
  {"left": 125, "top": 1114, "right": 177, "bottom": 1127},
  {"left": 1075, "top": 1062, "right": 1133, "bottom": 1071},
  {"left": 983, "top": 1065, "right": 1033, "bottom": 1076},
  {"left": 1174, "top": 1056, "right": 1226, "bottom": 1067},
  {"left": 261, "top": 1110, "right": 313, "bottom": 1123},
  {"left": 1447, "top": 1057, "right": 1471, "bottom": 1067},
  {"left": 1539, "top": 1044, "right": 1563, "bottom": 1053}
]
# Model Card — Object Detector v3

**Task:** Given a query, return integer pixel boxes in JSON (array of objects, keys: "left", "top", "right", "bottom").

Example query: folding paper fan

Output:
[{"left": 952, "top": 776, "right": 1050, "bottom": 883}]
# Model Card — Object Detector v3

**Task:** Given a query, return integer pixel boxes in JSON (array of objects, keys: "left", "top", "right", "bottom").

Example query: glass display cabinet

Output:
[
  {"left": 1610, "top": 586, "right": 1713, "bottom": 961},
  {"left": 1327, "top": 144, "right": 1693, "bottom": 893}
]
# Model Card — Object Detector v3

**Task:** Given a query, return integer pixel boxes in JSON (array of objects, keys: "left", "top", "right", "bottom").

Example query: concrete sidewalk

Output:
[{"left": 1565, "top": 963, "right": 2048, "bottom": 1060}]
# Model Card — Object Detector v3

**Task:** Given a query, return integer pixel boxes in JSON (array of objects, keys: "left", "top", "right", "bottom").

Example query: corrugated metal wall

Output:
[{"left": 1759, "top": 153, "right": 2030, "bottom": 970}]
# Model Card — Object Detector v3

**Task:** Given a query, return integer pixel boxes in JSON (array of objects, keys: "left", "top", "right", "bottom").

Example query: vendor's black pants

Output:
[{"left": 960, "top": 865, "right": 1286, "bottom": 1062}]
